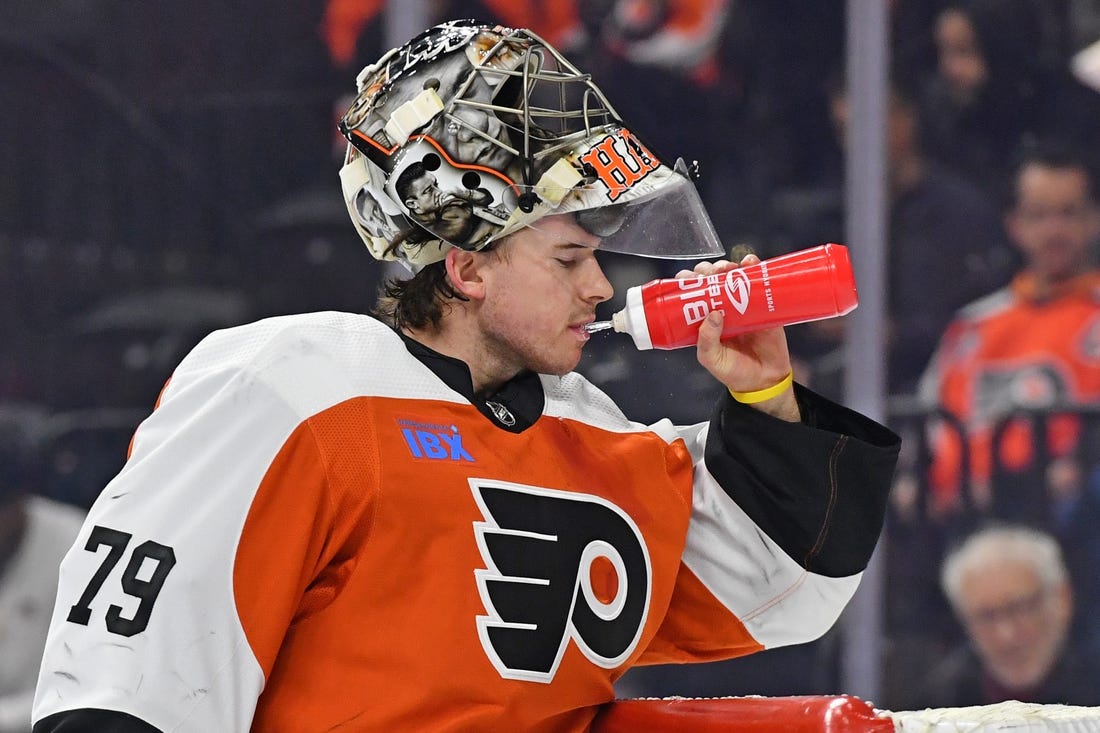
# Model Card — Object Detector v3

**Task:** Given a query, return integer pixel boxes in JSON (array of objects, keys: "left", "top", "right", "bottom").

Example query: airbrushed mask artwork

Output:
[{"left": 338, "top": 20, "right": 724, "bottom": 271}]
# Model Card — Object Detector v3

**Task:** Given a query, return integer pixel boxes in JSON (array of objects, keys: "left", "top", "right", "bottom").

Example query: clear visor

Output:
[{"left": 522, "top": 168, "right": 725, "bottom": 259}]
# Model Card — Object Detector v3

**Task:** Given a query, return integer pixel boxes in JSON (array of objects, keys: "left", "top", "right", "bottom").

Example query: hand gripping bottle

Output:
[{"left": 594, "top": 243, "right": 858, "bottom": 350}]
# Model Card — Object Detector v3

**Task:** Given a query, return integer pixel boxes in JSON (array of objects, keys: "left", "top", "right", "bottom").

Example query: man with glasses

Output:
[{"left": 907, "top": 524, "right": 1100, "bottom": 707}]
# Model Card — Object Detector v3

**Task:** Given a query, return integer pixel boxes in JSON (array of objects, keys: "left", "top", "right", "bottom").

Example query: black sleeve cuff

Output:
[
  {"left": 35, "top": 709, "right": 163, "bottom": 733},
  {"left": 705, "top": 382, "right": 900, "bottom": 577}
]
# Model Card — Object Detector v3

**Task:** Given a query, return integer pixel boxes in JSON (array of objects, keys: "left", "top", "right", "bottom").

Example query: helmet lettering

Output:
[{"left": 579, "top": 130, "right": 661, "bottom": 202}]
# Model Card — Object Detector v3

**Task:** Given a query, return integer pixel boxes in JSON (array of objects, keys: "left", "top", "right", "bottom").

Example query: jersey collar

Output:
[{"left": 399, "top": 332, "right": 544, "bottom": 433}]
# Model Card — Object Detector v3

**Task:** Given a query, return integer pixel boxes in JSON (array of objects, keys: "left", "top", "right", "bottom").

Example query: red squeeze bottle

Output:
[{"left": 605, "top": 243, "right": 859, "bottom": 350}]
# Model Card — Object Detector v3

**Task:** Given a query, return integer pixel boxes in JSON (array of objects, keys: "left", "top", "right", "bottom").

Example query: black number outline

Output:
[
  {"left": 67, "top": 524, "right": 177, "bottom": 637},
  {"left": 67, "top": 525, "right": 131, "bottom": 626}
]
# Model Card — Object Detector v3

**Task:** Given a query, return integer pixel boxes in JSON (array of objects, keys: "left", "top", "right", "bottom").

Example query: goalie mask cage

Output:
[{"left": 590, "top": 696, "right": 1100, "bottom": 732}]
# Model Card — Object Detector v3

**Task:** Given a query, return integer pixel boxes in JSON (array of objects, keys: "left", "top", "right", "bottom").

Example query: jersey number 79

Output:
[{"left": 65, "top": 524, "right": 177, "bottom": 637}]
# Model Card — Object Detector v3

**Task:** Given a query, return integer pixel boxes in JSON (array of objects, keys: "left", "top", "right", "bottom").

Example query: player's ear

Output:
[{"left": 445, "top": 247, "right": 487, "bottom": 300}]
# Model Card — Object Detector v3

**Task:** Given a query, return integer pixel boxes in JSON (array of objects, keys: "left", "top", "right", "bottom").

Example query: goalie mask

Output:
[{"left": 338, "top": 20, "right": 724, "bottom": 271}]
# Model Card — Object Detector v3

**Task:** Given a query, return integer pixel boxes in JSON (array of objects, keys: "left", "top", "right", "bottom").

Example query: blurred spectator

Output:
[
  {"left": 904, "top": 524, "right": 1100, "bottom": 707},
  {"left": 918, "top": 142, "right": 1100, "bottom": 522},
  {"left": 784, "top": 72, "right": 1015, "bottom": 398},
  {"left": 0, "top": 407, "right": 84, "bottom": 733},
  {"left": 918, "top": 0, "right": 1100, "bottom": 197}
]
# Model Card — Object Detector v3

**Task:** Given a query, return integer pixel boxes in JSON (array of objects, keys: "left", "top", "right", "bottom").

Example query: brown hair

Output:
[
  {"left": 372, "top": 232, "right": 507, "bottom": 330},
  {"left": 371, "top": 228, "right": 462, "bottom": 330},
  {"left": 372, "top": 259, "right": 464, "bottom": 331}
]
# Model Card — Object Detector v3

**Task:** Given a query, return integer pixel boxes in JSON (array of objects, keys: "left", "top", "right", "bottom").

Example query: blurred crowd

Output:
[{"left": 3, "top": 0, "right": 1100, "bottom": 723}]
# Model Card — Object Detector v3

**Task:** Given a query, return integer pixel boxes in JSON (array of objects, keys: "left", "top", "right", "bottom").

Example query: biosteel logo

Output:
[
  {"left": 676, "top": 269, "right": 751, "bottom": 326},
  {"left": 723, "top": 269, "right": 751, "bottom": 315}
]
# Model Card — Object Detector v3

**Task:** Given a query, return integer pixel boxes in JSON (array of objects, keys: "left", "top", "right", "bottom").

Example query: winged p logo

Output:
[{"left": 471, "top": 479, "right": 651, "bottom": 683}]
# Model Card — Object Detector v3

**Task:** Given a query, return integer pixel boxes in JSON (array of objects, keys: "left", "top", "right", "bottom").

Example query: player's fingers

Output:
[
  {"left": 675, "top": 259, "right": 730, "bottom": 279},
  {"left": 695, "top": 309, "right": 727, "bottom": 375},
  {"left": 677, "top": 258, "right": 747, "bottom": 280}
]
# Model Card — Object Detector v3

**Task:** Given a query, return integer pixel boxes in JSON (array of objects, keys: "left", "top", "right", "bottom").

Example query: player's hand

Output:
[{"left": 675, "top": 254, "right": 801, "bottom": 422}]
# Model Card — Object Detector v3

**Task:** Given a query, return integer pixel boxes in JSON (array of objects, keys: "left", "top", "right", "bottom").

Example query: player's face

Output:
[
  {"left": 957, "top": 562, "right": 1070, "bottom": 690},
  {"left": 1007, "top": 165, "right": 1100, "bottom": 284},
  {"left": 474, "top": 215, "right": 613, "bottom": 379}
]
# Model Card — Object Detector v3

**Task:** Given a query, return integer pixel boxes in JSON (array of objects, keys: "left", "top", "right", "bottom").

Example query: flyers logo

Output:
[
  {"left": 471, "top": 480, "right": 651, "bottom": 683},
  {"left": 723, "top": 269, "right": 752, "bottom": 315},
  {"left": 578, "top": 129, "right": 660, "bottom": 201},
  {"left": 976, "top": 365, "right": 1066, "bottom": 421}
]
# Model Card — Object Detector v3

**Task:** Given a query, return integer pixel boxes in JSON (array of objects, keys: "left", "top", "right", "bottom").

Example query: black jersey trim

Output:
[
  {"left": 399, "top": 332, "right": 544, "bottom": 433},
  {"left": 704, "top": 383, "right": 900, "bottom": 578},
  {"left": 34, "top": 709, "right": 163, "bottom": 733}
]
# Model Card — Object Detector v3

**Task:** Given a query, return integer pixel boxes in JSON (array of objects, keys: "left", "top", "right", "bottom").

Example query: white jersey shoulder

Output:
[
  {"left": 542, "top": 370, "right": 688, "bottom": 445},
  {"left": 167, "top": 311, "right": 464, "bottom": 418}
]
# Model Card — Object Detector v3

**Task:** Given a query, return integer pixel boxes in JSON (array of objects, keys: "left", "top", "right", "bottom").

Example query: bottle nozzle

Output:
[{"left": 583, "top": 320, "right": 614, "bottom": 334}]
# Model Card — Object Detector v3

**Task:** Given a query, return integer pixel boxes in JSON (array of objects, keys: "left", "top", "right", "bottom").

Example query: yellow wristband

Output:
[{"left": 729, "top": 372, "right": 794, "bottom": 404}]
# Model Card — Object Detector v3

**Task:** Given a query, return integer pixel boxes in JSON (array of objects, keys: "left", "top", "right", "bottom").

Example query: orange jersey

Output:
[
  {"left": 922, "top": 271, "right": 1100, "bottom": 509},
  {"left": 33, "top": 312, "right": 897, "bottom": 732}
]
